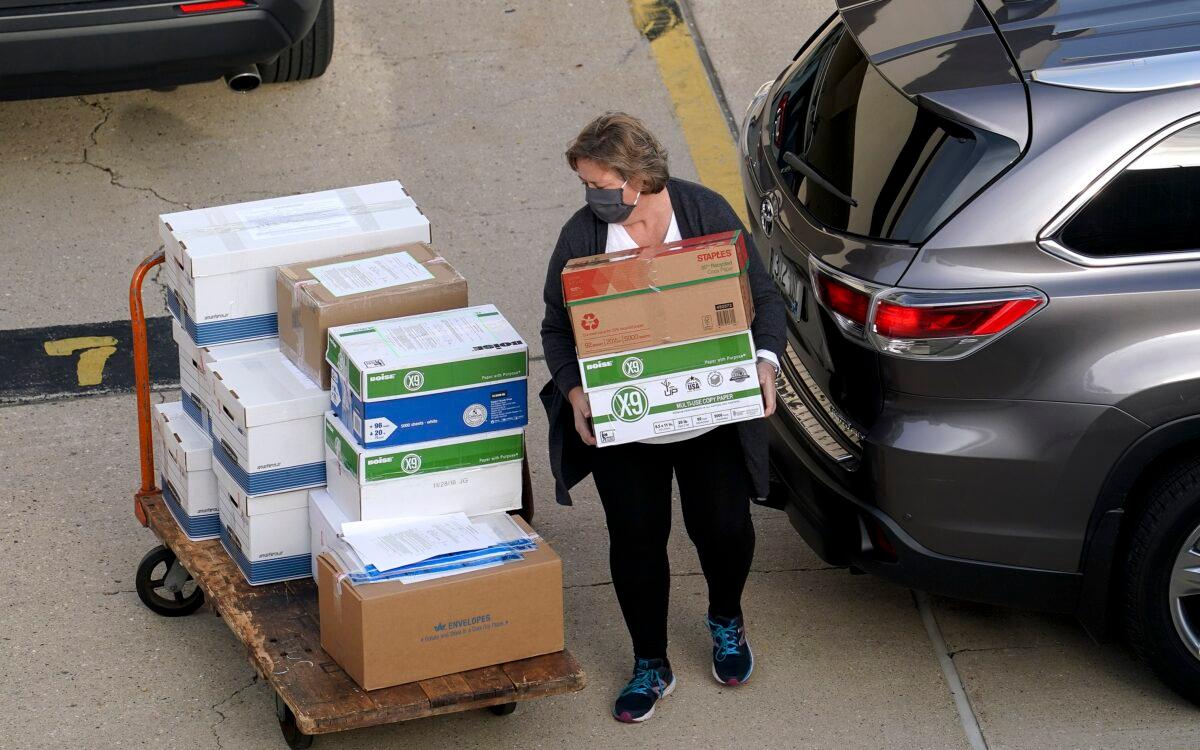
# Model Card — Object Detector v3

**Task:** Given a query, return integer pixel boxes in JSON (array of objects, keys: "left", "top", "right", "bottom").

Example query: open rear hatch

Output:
[{"left": 750, "top": 0, "right": 1027, "bottom": 463}]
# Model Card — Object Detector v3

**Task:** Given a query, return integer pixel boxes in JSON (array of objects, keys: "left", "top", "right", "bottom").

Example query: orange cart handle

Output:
[{"left": 130, "top": 250, "right": 165, "bottom": 526}]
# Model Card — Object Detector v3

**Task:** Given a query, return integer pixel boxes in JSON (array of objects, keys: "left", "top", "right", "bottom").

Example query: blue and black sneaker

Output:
[
  {"left": 613, "top": 657, "right": 675, "bottom": 723},
  {"left": 707, "top": 615, "right": 753, "bottom": 686}
]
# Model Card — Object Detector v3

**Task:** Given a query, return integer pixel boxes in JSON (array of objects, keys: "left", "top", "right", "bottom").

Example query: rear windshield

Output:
[{"left": 770, "top": 26, "right": 1017, "bottom": 244}]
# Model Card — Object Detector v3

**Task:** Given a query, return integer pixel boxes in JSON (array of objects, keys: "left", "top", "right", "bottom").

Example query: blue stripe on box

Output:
[
  {"left": 165, "top": 286, "right": 276, "bottom": 346},
  {"left": 336, "top": 380, "right": 529, "bottom": 448},
  {"left": 180, "top": 388, "right": 209, "bottom": 433},
  {"left": 211, "top": 432, "right": 326, "bottom": 495},
  {"left": 219, "top": 524, "right": 310, "bottom": 586},
  {"left": 161, "top": 475, "right": 220, "bottom": 541}
]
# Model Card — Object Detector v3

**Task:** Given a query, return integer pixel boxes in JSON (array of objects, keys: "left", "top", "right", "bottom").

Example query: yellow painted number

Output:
[{"left": 44, "top": 336, "right": 119, "bottom": 387}]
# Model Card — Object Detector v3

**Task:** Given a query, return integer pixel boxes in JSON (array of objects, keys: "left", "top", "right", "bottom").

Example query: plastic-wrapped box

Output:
[
  {"left": 159, "top": 182, "right": 430, "bottom": 345},
  {"left": 276, "top": 244, "right": 467, "bottom": 389}
]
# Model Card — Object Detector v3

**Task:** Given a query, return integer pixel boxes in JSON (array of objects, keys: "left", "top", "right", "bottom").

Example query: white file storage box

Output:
[
  {"left": 323, "top": 412, "right": 523, "bottom": 522},
  {"left": 153, "top": 401, "right": 220, "bottom": 540},
  {"left": 308, "top": 487, "right": 348, "bottom": 580},
  {"left": 173, "top": 322, "right": 210, "bottom": 431},
  {"left": 208, "top": 351, "right": 328, "bottom": 495},
  {"left": 214, "top": 460, "right": 312, "bottom": 585},
  {"left": 159, "top": 182, "right": 431, "bottom": 346}
]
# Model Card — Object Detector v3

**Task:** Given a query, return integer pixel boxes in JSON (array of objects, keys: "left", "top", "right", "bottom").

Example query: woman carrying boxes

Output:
[{"left": 540, "top": 112, "right": 787, "bottom": 723}]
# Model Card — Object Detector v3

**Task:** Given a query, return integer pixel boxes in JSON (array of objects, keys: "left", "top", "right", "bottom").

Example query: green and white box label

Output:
[{"left": 582, "top": 332, "right": 763, "bottom": 446}]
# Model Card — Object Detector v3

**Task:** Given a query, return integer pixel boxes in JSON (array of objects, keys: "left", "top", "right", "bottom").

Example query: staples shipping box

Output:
[
  {"left": 207, "top": 351, "right": 328, "bottom": 495},
  {"left": 160, "top": 182, "right": 431, "bottom": 345},
  {"left": 324, "top": 413, "right": 523, "bottom": 521},
  {"left": 214, "top": 461, "right": 312, "bottom": 585},
  {"left": 562, "top": 230, "right": 754, "bottom": 358},
  {"left": 580, "top": 331, "right": 764, "bottom": 445},
  {"left": 153, "top": 401, "right": 220, "bottom": 540},
  {"left": 276, "top": 244, "right": 467, "bottom": 388},
  {"left": 327, "top": 305, "right": 528, "bottom": 447},
  {"left": 317, "top": 516, "right": 564, "bottom": 690}
]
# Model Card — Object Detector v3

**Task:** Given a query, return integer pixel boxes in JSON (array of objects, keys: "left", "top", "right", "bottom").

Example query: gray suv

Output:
[{"left": 739, "top": 0, "right": 1200, "bottom": 703}]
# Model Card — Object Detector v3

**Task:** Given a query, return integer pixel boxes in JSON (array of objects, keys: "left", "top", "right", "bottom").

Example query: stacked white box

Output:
[
  {"left": 173, "top": 319, "right": 279, "bottom": 432},
  {"left": 205, "top": 350, "right": 329, "bottom": 585},
  {"left": 153, "top": 401, "right": 220, "bottom": 541},
  {"left": 160, "top": 182, "right": 431, "bottom": 346},
  {"left": 207, "top": 350, "right": 329, "bottom": 495},
  {"left": 307, "top": 488, "right": 347, "bottom": 580},
  {"left": 214, "top": 460, "right": 311, "bottom": 585}
]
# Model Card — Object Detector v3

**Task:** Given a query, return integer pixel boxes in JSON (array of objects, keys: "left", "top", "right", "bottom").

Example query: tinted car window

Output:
[
  {"left": 770, "top": 27, "right": 1017, "bottom": 244},
  {"left": 1061, "top": 123, "right": 1200, "bottom": 257}
]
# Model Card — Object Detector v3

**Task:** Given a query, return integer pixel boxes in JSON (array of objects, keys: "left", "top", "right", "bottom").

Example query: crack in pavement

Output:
[
  {"left": 63, "top": 96, "right": 192, "bottom": 210},
  {"left": 210, "top": 672, "right": 260, "bottom": 750},
  {"left": 948, "top": 644, "right": 1045, "bottom": 658}
]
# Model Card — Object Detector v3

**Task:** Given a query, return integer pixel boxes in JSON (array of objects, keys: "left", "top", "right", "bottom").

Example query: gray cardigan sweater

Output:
[{"left": 539, "top": 177, "right": 786, "bottom": 505}]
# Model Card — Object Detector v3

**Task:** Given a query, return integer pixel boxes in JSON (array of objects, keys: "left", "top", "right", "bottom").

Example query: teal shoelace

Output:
[
  {"left": 710, "top": 620, "right": 743, "bottom": 660},
  {"left": 620, "top": 664, "right": 664, "bottom": 696}
]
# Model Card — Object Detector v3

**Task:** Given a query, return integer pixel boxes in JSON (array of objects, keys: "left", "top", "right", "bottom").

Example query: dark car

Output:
[
  {"left": 0, "top": 0, "right": 333, "bottom": 99},
  {"left": 739, "top": 0, "right": 1200, "bottom": 703}
]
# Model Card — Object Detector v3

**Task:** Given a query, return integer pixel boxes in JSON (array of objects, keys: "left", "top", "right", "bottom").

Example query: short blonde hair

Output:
[{"left": 566, "top": 112, "right": 670, "bottom": 193}]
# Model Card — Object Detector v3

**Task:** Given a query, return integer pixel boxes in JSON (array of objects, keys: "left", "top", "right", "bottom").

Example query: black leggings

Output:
[{"left": 590, "top": 425, "right": 756, "bottom": 660}]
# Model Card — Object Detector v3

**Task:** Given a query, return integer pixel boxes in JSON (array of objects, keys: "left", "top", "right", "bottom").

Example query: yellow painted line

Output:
[
  {"left": 629, "top": 0, "right": 747, "bottom": 224},
  {"left": 44, "top": 335, "right": 119, "bottom": 386}
]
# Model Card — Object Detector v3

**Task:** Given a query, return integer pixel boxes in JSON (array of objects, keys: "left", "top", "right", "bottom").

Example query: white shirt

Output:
[{"left": 605, "top": 214, "right": 778, "bottom": 444}]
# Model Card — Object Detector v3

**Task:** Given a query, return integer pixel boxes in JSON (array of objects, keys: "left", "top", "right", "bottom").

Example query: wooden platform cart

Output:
[{"left": 128, "top": 251, "right": 585, "bottom": 747}]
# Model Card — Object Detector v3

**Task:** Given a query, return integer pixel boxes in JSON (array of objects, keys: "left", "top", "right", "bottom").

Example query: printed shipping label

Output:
[
  {"left": 379, "top": 315, "right": 500, "bottom": 354},
  {"left": 307, "top": 250, "right": 435, "bottom": 298},
  {"left": 236, "top": 196, "right": 357, "bottom": 242}
]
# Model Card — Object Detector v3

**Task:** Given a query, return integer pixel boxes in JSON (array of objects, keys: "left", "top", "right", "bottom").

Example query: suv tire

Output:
[
  {"left": 259, "top": 0, "right": 334, "bottom": 84},
  {"left": 1123, "top": 455, "right": 1200, "bottom": 705}
]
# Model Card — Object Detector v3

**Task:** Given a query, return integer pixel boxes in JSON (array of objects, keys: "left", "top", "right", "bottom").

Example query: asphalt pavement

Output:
[{"left": 2, "top": 1, "right": 1198, "bottom": 748}]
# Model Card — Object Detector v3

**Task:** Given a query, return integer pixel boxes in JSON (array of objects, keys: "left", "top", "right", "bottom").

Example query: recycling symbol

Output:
[{"left": 581, "top": 313, "right": 600, "bottom": 331}]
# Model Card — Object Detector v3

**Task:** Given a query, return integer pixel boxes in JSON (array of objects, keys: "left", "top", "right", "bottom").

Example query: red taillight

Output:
[
  {"left": 773, "top": 91, "right": 790, "bottom": 148},
  {"left": 874, "top": 298, "right": 1040, "bottom": 339},
  {"left": 179, "top": 0, "right": 246, "bottom": 13},
  {"left": 815, "top": 272, "right": 871, "bottom": 326}
]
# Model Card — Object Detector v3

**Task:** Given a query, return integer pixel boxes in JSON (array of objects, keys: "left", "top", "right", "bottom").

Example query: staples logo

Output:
[{"left": 697, "top": 248, "right": 732, "bottom": 262}]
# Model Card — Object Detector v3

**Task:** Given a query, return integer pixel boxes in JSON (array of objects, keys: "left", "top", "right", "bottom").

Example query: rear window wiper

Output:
[{"left": 782, "top": 150, "right": 858, "bottom": 207}]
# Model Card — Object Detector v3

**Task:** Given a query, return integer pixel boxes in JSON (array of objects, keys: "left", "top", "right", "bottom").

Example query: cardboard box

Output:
[
  {"left": 207, "top": 351, "right": 328, "bottom": 495},
  {"left": 154, "top": 401, "right": 220, "bottom": 540},
  {"left": 323, "top": 412, "right": 523, "bottom": 521},
  {"left": 562, "top": 230, "right": 754, "bottom": 358},
  {"left": 317, "top": 516, "right": 564, "bottom": 690},
  {"left": 214, "top": 460, "right": 312, "bottom": 585},
  {"left": 276, "top": 244, "right": 468, "bottom": 389},
  {"left": 327, "top": 305, "right": 528, "bottom": 447},
  {"left": 159, "top": 182, "right": 431, "bottom": 346},
  {"left": 580, "top": 331, "right": 764, "bottom": 445}
]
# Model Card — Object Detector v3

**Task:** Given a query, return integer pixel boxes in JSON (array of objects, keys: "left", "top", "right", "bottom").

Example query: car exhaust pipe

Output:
[{"left": 224, "top": 65, "right": 261, "bottom": 93}]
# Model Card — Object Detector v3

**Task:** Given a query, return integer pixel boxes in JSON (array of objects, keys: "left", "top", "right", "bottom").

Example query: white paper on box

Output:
[
  {"left": 341, "top": 513, "right": 500, "bottom": 572},
  {"left": 307, "top": 250, "right": 435, "bottom": 297}
]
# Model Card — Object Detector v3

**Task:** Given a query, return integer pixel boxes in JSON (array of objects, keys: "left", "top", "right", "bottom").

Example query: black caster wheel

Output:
[
  {"left": 488, "top": 702, "right": 517, "bottom": 716},
  {"left": 276, "top": 693, "right": 314, "bottom": 749},
  {"left": 135, "top": 545, "right": 204, "bottom": 617}
]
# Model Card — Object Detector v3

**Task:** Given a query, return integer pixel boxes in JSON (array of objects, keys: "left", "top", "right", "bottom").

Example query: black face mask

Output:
[{"left": 585, "top": 180, "right": 640, "bottom": 224}]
